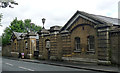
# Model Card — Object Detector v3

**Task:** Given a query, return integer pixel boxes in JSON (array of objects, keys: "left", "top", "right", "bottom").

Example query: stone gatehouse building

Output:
[
  {"left": 3, "top": 10, "right": 120, "bottom": 64},
  {"left": 10, "top": 31, "right": 37, "bottom": 58},
  {"left": 38, "top": 11, "right": 120, "bottom": 64}
]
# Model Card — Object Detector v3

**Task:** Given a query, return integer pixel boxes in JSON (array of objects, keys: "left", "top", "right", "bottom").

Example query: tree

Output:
[
  {"left": 2, "top": 27, "right": 11, "bottom": 46},
  {"left": 0, "top": 14, "right": 2, "bottom": 47},
  {"left": 10, "top": 17, "right": 24, "bottom": 32},
  {"left": 0, "top": 0, "right": 18, "bottom": 8},
  {"left": 0, "top": 0, "right": 18, "bottom": 46},
  {"left": 0, "top": 14, "right": 2, "bottom": 26},
  {"left": 0, "top": 36, "right": 2, "bottom": 46},
  {"left": 2, "top": 18, "right": 42, "bottom": 46}
]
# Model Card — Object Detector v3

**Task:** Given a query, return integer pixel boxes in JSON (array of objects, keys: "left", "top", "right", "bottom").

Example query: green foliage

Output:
[
  {"left": 2, "top": 27, "right": 11, "bottom": 46},
  {"left": 2, "top": 17, "right": 42, "bottom": 46},
  {"left": 0, "top": 14, "right": 2, "bottom": 46},
  {"left": 0, "top": 36, "right": 2, "bottom": 46}
]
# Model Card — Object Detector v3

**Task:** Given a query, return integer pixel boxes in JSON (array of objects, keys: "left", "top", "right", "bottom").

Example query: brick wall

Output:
[
  {"left": 110, "top": 30, "right": 120, "bottom": 65},
  {"left": 2, "top": 45, "right": 11, "bottom": 57}
]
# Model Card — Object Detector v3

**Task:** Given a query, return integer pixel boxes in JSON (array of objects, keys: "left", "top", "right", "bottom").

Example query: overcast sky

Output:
[{"left": 0, "top": 0, "right": 119, "bottom": 35}]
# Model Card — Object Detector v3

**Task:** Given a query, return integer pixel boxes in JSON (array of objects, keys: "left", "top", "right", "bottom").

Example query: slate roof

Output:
[
  {"left": 61, "top": 11, "right": 120, "bottom": 31},
  {"left": 91, "top": 14, "right": 119, "bottom": 25},
  {"left": 13, "top": 32, "right": 24, "bottom": 40},
  {"left": 13, "top": 32, "right": 27, "bottom": 40},
  {"left": 13, "top": 32, "right": 39, "bottom": 40},
  {"left": 76, "top": 11, "right": 120, "bottom": 25}
]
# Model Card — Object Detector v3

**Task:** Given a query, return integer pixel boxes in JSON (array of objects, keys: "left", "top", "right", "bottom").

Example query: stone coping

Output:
[{"left": 11, "top": 52, "right": 19, "bottom": 54}]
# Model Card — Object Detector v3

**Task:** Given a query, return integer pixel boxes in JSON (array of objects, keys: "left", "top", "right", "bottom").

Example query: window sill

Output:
[
  {"left": 74, "top": 50, "right": 81, "bottom": 53},
  {"left": 86, "top": 51, "right": 95, "bottom": 54}
]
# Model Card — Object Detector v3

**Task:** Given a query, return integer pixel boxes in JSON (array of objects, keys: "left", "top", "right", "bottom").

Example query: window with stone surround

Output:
[
  {"left": 25, "top": 41, "right": 28, "bottom": 49},
  {"left": 87, "top": 36, "right": 95, "bottom": 52},
  {"left": 75, "top": 37, "right": 81, "bottom": 51},
  {"left": 45, "top": 39, "right": 50, "bottom": 49}
]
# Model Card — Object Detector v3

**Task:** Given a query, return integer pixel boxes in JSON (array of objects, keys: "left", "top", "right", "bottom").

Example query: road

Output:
[
  {"left": 0, "top": 51, "right": 2, "bottom": 73},
  {"left": 0, "top": 56, "right": 2, "bottom": 72},
  {"left": 2, "top": 58, "right": 106, "bottom": 73}
]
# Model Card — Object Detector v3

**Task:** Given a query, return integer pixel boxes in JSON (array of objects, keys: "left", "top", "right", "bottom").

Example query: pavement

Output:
[{"left": 3, "top": 57, "right": 119, "bottom": 73}]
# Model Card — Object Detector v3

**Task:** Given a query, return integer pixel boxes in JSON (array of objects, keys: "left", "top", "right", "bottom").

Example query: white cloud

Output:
[{"left": 0, "top": 0, "right": 119, "bottom": 35}]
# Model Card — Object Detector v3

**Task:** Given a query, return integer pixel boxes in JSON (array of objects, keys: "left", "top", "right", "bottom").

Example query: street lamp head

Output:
[
  {"left": 42, "top": 18, "right": 46, "bottom": 24},
  {"left": 42, "top": 18, "right": 46, "bottom": 29},
  {"left": 30, "top": 23, "right": 34, "bottom": 32}
]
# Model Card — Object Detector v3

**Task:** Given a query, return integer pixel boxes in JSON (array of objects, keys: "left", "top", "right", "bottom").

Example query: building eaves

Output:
[{"left": 60, "top": 10, "right": 120, "bottom": 31}]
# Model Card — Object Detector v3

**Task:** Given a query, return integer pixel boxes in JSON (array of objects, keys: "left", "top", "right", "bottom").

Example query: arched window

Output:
[
  {"left": 87, "top": 36, "right": 95, "bottom": 51},
  {"left": 75, "top": 37, "right": 81, "bottom": 50}
]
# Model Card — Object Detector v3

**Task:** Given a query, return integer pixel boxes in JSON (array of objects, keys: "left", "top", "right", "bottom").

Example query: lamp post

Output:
[
  {"left": 42, "top": 18, "right": 46, "bottom": 29},
  {"left": 30, "top": 23, "right": 33, "bottom": 32}
]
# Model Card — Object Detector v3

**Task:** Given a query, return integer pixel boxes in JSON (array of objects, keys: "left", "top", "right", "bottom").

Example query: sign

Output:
[{"left": 46, "top": 41, "right": 50, "bottom": 49}]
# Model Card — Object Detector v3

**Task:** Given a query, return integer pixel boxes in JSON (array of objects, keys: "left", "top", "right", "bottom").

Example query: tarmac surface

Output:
[{"left": 2, "top": 57, "right": 119, "bottom": 73}]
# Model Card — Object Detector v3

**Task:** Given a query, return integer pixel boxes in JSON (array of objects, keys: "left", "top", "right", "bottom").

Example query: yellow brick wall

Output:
[{"left": 70, "top": 17, "right": 98, "bottom": 59}]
